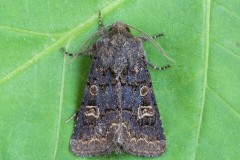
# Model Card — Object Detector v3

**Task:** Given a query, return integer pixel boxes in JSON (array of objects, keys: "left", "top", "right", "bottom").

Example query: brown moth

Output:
[{"left": 63, "top": 11, "right": 173, "bottom": 157}]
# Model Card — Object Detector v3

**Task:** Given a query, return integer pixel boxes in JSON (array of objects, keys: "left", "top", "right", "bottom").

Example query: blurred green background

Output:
[{"left": 0, "top": 0, "right": 239, "bottom": 159}]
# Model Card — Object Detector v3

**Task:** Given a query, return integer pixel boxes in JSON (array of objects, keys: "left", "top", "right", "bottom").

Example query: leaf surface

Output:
[{"left": 0, "top": 0, "right": 239, "bottom": 159}]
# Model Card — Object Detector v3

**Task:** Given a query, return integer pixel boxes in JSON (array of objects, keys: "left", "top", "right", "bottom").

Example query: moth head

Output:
[{"left": 109, "top": 21, "right": 130, "bottom": 34}]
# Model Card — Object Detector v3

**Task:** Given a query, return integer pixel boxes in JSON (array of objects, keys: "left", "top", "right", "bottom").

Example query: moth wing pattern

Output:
[
  {"left": 70, "top": 105, "right": 113, "bottom": 156},
  {"left": 120, "top": 51, "right": 166, "bottom": 156},
  {"left": 69, "top": 20, "right": 168, "bottom": 157},
  {"left": 70, "top": 58, "right": 116, "bottom": 156},
  {"left": 70, "top": 52, "right": 123, "bottom": 156}
]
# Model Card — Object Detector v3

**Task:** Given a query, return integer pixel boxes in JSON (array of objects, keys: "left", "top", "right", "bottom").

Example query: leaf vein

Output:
[
  {"left": 213, "top": 0, "right": 240, "bottom": 20},
  {"left": 192, "top": 0, "right": 211, "bottom": 159},
  {"left": 211, "top": 39, "right": 240, "bottom": 60},
  {"left": 0, "top": 24, "right": 64, "bottom": 38},
  {"left": 206, "top": 85, "right": 240, "bottom": 119},
  {"left": 53, "top": 55, "right": 66, "bottom": 159}
]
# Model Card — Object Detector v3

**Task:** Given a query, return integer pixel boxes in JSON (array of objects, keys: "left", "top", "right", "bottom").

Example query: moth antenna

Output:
[
  {"left": 68, "top": 30, "right": 100, "bottom": 64},
  {"left": 126, "top": 24, "right": 175, "bottom": 63}
]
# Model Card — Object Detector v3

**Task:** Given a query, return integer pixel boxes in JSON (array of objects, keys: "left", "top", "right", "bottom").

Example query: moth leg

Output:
[
  {"left": 61, "top": 43, "right": 96, "bottom": 57},
  {"left": 65, "top": 113, "right": 77, "bottom": 123},
  {"left": 147, "top": 61, "right": 171, "bottom": 71},
  {"left": 62, "top": 48, "right": 87, "bottom": 57},
  {"left": 140, "top": 33, "right": 164, "bottom": 42}
]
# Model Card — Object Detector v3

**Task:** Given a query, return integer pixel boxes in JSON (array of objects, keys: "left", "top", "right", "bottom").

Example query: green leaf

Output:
[{"left": 0, "top": 0, "right": 239, "bottom": 159}]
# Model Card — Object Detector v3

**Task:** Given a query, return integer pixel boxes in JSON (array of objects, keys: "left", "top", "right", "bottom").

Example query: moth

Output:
[{"left": 63, "top": 11, "right": 174, "bottom": 157}]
